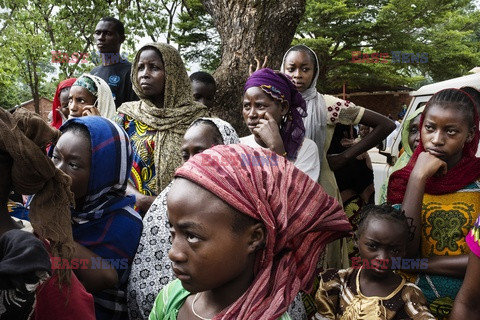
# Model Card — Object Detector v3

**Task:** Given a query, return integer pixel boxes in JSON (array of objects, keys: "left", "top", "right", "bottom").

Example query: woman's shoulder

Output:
[
  {"left": 322, "top": 95, "right": 363, "bottom": 125},
  {"left": 320, "top": 267, "right": 354, "bottom": 285}
]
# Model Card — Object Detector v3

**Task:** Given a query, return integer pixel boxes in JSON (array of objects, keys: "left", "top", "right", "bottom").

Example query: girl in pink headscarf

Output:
[{"left": 149, "top": 144, "right": 351, "bottom": 320}]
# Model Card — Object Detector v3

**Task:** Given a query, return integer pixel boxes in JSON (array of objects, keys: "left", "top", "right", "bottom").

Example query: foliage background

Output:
[{"left": 0, "top": 0, "right": 478, "bottom": 110}]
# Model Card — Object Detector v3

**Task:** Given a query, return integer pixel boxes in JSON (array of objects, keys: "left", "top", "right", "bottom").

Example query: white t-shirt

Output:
[{"left": 240, "top": 135, "right": 320, "bottom": 181}]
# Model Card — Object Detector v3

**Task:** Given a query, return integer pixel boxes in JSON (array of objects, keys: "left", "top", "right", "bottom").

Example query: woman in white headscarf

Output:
[{"left": 68, "top": 74, "right": 116, "bottom": 119}]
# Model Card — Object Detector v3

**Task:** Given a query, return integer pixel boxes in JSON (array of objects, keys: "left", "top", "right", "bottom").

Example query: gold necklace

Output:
[{"left": 191, "top": 293, "right": 212, "bottom": 320}]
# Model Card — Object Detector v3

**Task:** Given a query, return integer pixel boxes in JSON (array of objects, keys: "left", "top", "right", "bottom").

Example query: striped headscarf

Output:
[
  {"left": 57, "top": 116, "right": 135, "bottom": 220},
  {"left": 175, "top": 144, "right": 351, "bottom": 320}
]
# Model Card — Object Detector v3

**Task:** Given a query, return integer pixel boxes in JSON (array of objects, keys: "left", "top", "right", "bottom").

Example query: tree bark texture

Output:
[{"left": 201, "top": 0, "right": 306, "bottom": 136}]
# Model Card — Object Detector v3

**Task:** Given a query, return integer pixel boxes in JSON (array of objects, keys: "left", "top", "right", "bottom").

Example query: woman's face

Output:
[
  {"left": 51, "top": 131, "right": 91, "bottom": 207},
  {"left": 242, "top": 87, "right": 288, "bottom": 133},
  {"left": 407, "top": 114, "right": 421, "bottom": 151},
  {"left": 283, "top": 50, "right": 315, "bottom": 93},
  {"left": 136, "top": 48, "right": 165, "bottom": 106},
  {"left": 167, "top": 178, "right": 262, "bottom": 294},
  {"left": 68, "top": 86, "right": 96, "bottom": 118}
]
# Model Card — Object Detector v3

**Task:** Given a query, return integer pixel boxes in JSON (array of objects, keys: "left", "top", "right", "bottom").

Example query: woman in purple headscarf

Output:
[{"left": 240, "top": 68, "right": 320, "bottom": 181}]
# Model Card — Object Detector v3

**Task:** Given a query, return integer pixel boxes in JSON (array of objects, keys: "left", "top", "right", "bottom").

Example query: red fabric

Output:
[
  {"left": 51, "top": 78, "right": 76, "bottom": 129},
  {"left": 33, "top": 242, "right": 95, "bottom": 320},
  {"left": 175, "top": 144, "right": 351, "bottom": 320},
  {"left": 34, "top": 272, "right": 95, "bottom": 320},
  {"left": 387, "top": 89, "right": 480, "bottom": 204}
]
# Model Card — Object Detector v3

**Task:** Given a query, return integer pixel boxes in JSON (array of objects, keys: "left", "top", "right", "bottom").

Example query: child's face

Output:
[
  {"left": 59, "top": 88, "right": 70, "bottom": 118},
  {"left": 421, "top": 104, "right": 474, "bottom": 169},
  {"left": 181, "top": 124, "right": 221, "bottom": 162},
  {"left": 167, "top": 178, "right": 260, "bottom": 294},
  {"left": 137, "top": 49, "right": 165, "bottom": 105},
  {"left": 192, "top": 80, "right": 215, "bottom": 108},
  {"left": 242, "top": 87, "right": 288, "bottom": 133},
  {"left": 52, "top": 131, "right": 91, "bottom": 206},
  {"left": 68, "top": 86, "right": 96, "bottom": 119},
  {"left": 283, "top": 50, "right": 315, "bottom": 93},
  {"left": 407, "top": 114, "right": 421, "bottom": 151},
  {"left": 357, "top": 218, "right": 406, "bottom": 278}
]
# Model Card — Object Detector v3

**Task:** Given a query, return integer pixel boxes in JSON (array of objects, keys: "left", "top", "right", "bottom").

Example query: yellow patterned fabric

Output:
[
  {"left": 116, "top": 43, "right": 208, "bottom": 193},
  {"left": 315, "top": 268, "right": 434, "bottom": 320},
  {"left": 421, "top": 188, "right": 480, "bottom": 257}
]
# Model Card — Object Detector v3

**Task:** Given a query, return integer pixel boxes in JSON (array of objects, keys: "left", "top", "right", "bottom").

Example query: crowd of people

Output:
[{"left": 1, "top": 15, "right": 480, "bottom": 320}]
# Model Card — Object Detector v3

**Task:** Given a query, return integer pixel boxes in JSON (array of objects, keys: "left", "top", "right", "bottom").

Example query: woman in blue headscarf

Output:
[{"left": 51, "top": 116, "right": 143, "bottom": 320}]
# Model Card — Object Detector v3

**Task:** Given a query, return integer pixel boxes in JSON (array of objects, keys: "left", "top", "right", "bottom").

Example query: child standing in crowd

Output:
[
  {"left": 241, "top": 68, "right": 320, "bottom": 181},
  {"left": 50, "top": 78, "right": 76, "bottom": 128},
  {"left": 52, "top": 116, "right": 142, "bottom": 320},
  {"left": 115, "top": 43, "right": 208, "bottom": 215},
  {"left": 149, "top": 144, "right": 351, "bottom": 320},
  {"left": 315, "top": 204, "right": 434, "bottom": 319},
  {"left": 281, "top": 44, "right": 394, "bottom": 319},
  {"left": 68, "top": 74, "right": 116, "bottom": 119},
  {"left": 378, "top": 105, "right": 425, "bottom": 203},
  {"left": 0, "top": 108, "right": 95, "bottom": 319},
  {"left": 281, "top": 45, "right": 394, "bottom": 274},
  {"left": 387, "top": 88, "right": 480, "bottom": 319},
  {"left": 128, "top": 117, "right": 239, "bottom": 320},
  {"left": 190, "top": 71, "right": 216, "bottom": 108},
  {"left": 281, "top": 44, "right": 394, "bottom": 199}
]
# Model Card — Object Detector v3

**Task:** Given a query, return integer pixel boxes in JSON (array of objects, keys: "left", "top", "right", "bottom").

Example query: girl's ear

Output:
[
  {"left": 467, "top": 125, "right": 476, "bottom": 143},
  {"left": 247, "top": 223, "right": 266, "bottom": 253},
  {"left": 280, "top": 101, "right": 289, "bottom": 117}
]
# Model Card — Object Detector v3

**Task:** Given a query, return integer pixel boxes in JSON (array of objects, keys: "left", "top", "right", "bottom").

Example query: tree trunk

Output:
[{"left": 201, "top": 0, "right": 306, "bottom": 136}]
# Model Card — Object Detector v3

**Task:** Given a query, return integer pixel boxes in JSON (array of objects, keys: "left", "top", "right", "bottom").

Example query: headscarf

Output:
[
  {"left": 392, "top": 105, "right": 425, "bottom": 172},
  {"left": 127, "top": 117, "right": 240, "bottom": 319},
  {"left": 387, "top": 89, "right": 480, "bottom": 204},
  {"left": 378, "top": 106, "right": 425, "bottom": 203},
  {"left": 72, "top": 74, "right": 117, "bottom": 119},
  {"left": 175, "top": 144, "right": 351, "bottom": 320},
  {"left": 281, "top": 45, "right": 327, "bottom": 170},
  {"left": 57, "top": 116, "right": 135, "bottom": 220},
  {"left": 0, "top": 107, "right": 74, "bottom": 284},
  {"left": 190, "top": 117, "right": 240, "bottom": 145},
  {"left": 117, "top": 42, "right": 209, "bottom": 192},
  {"left": 244, "top": 68, "right": 307, "bottom": 161},
  {"left": 51, "top": 78, "right": 76, "bottom": 129}
]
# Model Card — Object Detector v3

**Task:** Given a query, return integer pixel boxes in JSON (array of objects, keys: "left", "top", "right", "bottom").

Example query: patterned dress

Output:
[
  {"left": 413, "top": 180, "right": 480, "bottom": 319},
  {"left": 115, "top": 114, "right": 157, "bottom": 196},
  {"left": 315, "top": 268, "right": 434, "bottom": 319}
]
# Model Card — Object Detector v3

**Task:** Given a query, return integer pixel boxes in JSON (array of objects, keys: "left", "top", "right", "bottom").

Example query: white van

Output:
[{"left": 372, "top": 72, "right": 480, "bottom": 203}]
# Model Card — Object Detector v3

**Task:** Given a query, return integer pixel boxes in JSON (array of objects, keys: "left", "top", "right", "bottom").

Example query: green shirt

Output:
[{"left": 149, "top": 279, "right": 291, "bottom": 320}]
